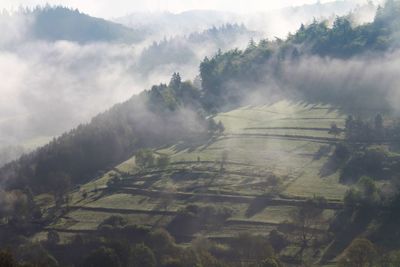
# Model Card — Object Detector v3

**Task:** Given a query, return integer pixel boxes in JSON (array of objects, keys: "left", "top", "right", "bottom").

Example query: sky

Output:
[{"left": 0, "top": 0, "right": 359, "bottom": 18}]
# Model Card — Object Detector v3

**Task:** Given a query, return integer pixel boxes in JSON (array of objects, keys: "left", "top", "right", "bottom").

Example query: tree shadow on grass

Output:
[
  {"left": 245, "top": 195, "right": 271, "bottom": 218},
  {"left": 315, "top": 145, "right": 344, "bottom": 178},
  {"left": 319, "top": 157, "right": 341, "bottom": 177}
]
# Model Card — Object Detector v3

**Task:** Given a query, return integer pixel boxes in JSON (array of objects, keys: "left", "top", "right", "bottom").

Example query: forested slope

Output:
[{"left": 200, "top": 0, "right": 400, "bottom": 111}]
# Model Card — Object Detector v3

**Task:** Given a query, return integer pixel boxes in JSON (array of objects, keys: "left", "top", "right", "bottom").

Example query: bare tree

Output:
[{"left": 290, "top": 197, "right": 326, "bottom": 261}]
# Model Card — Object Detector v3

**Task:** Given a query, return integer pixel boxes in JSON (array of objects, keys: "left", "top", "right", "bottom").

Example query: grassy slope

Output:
[{"left": 37, "top": 100, "right": 349, "bottom": 260}]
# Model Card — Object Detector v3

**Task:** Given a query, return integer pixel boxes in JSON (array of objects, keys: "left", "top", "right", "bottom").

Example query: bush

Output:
[
  {"left": 135, "top": 149, "right": 155, "bottom": 169},
  {"left": 268, "top": 230, "right": 288, "bottom": 252},
  {"left": 0, "top": 249, "right": 17, "bottom": 267},
  {"left": 107, "top": 175, "right": 122, "bottom": 188},
  {"left": 47, "top": 230, "right": 60, "bottom": 245},
  {"left": 157, "top": 155, "right": 170, "bottom": 169},
  {"left": 99, "top": 215, "right": 128, "bottom": 229},
  {"left": 259, "top": 257, "right": 283, "bottom": 267},
  {"left": 147, "top": 229, "right": 176, "bottom": 254},
  {"left": 17, "top": 243, "right": 59, "bottom": 267},
  {"left": 130, "top": 244, "right": 157, "bottom": 267},
  {"left": 82, "top": 247, "right": 121, "bottom": 267}
]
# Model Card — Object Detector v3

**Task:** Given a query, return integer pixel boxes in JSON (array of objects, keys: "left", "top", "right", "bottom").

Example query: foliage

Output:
[
  {"left": 135, "top": 149, "right": 155, "bottom": 169},
  {"left": 338, "top": 238, "right": 377, "bottom": 267},
  {"left": 258, "top": 257, "right": 284, "bottom": 267},
  {"left": 268, "top": 230, "right": 289, "bottom": 252},
  {"left": 340, "top": 146, "right": 391, "bottom": 184},
  {"left": 199, "top": 1, "right": 400, "bottom": 110},
  {"left": 130, "top": 244, "right": 157, "bottom": 267},
  {"left": 156, "top": 154, "right": 170, "bottom": 169},
  {"left": 0, "top": 249, "right": 17, "bottom": 267},
  {"left": 47, "top": 230, "right": 60, "bottom": 245},
  {"left": 167, "top": 205, "right": 232, "bottom": 237},
  {"left": 98, "top": 215, "right": 128, "bottom": 229},
  {"left": 329, "top": 122, "right": 342, "bottom": 138},
  {"left": 231, "top": 232, "right": 275, "bottom": 263},
  {"left": 106, "top": 174, "right": 122, "bottom": 188},
  {"left": 290, "top": 196, "right": 327, "bottom": 249},
  {"left": 82, "top": 247, "right": 121, "bottom": 267},
  {"left": 17, "top": 243, "right": 59, "bottom": 267},
  {"left": 208, "top": 119, "right": 225, "bottom": 135}
]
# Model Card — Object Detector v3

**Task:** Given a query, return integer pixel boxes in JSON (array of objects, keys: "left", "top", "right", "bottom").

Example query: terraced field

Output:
[{"left": 40, "top": 101, "right": 350, "bottom": 263}]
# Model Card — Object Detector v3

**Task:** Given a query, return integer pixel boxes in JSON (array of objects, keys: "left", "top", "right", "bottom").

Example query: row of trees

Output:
[
  {"left": 0, "top": 212, "right": 285, "bottom": 267},
  {"left": 344, "top": 114, "right": 384, "bottom": 142},
  {"left": 0, "top": 188, "right": 42, "bottom": 226},
  {"left": 344, "top": 114, "right": 400, "bottom": 144}
]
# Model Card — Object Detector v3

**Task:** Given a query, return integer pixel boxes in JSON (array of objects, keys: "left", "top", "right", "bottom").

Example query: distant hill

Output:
[{"left": 3, "top": 6, "right": 147, "bottom": 44}]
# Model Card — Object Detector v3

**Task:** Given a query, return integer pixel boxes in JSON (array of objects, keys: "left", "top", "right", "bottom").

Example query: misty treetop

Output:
[
  {"left": 138, "top": 23, "right": 257, "bottom": 74},
  {"left": 199, "top": 0, "right": 400, "bottom": 111}
]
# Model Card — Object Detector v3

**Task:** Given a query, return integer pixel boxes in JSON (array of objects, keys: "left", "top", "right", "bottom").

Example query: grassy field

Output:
[{"left": 43, "top": 100, "right": 351, "bottom": 264}]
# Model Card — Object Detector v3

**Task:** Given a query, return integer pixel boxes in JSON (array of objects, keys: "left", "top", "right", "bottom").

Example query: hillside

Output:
[
  {"left": 33, "top": 101, "right": 347, "bottom": 265},
  {"left": 32, "top": 100, "right": 400, "bottom": 266},
  {"left": 2, "top": 1, "right": 400, "bottom": 267}
]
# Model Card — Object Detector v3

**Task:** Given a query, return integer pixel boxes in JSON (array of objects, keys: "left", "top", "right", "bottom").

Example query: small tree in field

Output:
[
  {"left": 49, "top": 172, "right": 71, "bottom": 208},
  {"left": 135, "top": 149, "right": 155, "bottom": 169},
  {"left": 290, "top": 196, "right": 326, "bottom": 261},
  {"left": 217, "top": 121, "right": 225, "bottom": 134},
  {"left": 329, "top": 122, "right": 341, "bottom": 139}
]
